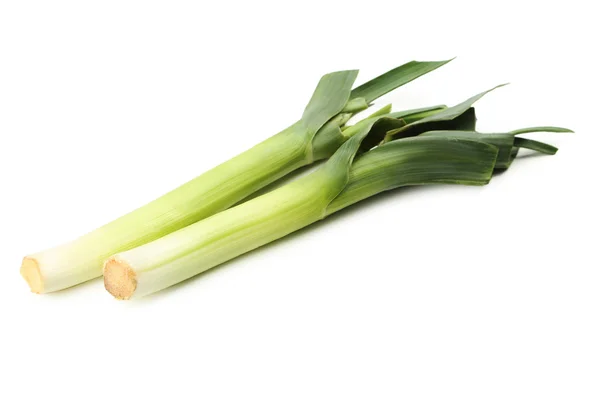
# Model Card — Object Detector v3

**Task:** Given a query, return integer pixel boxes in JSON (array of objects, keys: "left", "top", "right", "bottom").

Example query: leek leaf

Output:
[
  {"left": 420, "top": 124, "right": 569, "bottom": 168},
  {"left": 513, "top": 137, "right": 558, "bottom": 154},
  {"left": 510, "top": 126, "right": 573, "bottom": 135},
  {"left": 326, "top": 137, "right": 499, "bottom": 214},
  {"left": 384, "top": 84, "right": 509, "bottom": 141},
  {"left": 301, "top": 70, "right": 358, "bottom": 134},
  {"left": 350, "top": 60, "right": 453, "bottom": 103}
]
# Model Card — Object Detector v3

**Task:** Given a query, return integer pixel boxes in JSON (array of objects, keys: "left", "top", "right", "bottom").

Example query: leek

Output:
[
  {"left": 21, "top": 60, "right": 450, "bottom": 293},
  {"left": 103, "top": 93, "right": 570, "bottom": 299}
]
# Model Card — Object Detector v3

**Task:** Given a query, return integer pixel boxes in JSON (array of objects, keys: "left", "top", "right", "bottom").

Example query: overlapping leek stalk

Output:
[
  {"left": 21, "top": 60, "right": 450, "bottom": 293},
  {"left": 103, "top": 87, "right": 570, "bottom": 299}
]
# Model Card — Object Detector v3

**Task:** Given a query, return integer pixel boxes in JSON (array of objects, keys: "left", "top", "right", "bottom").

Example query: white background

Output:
[{"left": 1, "top": 1, "right": 598, "bottom": 399}]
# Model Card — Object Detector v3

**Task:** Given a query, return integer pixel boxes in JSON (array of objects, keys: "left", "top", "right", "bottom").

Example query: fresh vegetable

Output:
[
  {"left": 21, "top": 60, "right": 450, "bottom": 293},
  {"left": 103, "top": 89, "right": 571, "bottom": 299}
]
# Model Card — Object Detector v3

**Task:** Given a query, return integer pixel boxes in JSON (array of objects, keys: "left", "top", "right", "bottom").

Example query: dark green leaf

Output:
[
  {"left": 326, "top": 136, "right": 499, "bottom": 214},
  {"left": 359, "top": 117, "right": 407, "bottom": 151},
  {"left": 510, "top": 126, "right": 573, "bottom": 135},
  {"left": 385, "top": 84, "right": 508, "bottom": 141},
  {"left": 513, "top": 137, "right": 558, "bottom": 154},
  {"left": 421, "top": 130, "right": 514, "bottom": 169},
  {"left": 421, "top": 127, "right": 560, "bottom": 169},
  {"left": 388, "top": 107, "right": 477, "bottom": 140}
]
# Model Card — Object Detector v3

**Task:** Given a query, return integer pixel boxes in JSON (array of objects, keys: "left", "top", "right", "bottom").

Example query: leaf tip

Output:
[
  {"left": 325, "top": 69, "right": 359, "bottom": 79},
  {"left": 437, "top": 57, "right": 455, "bottom": 66}
]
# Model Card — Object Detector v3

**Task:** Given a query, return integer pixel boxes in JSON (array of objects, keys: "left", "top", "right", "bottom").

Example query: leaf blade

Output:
[
  {"left": 513, "top": 137, "right": 558, "bottom": 154},
  {"left": 350, "top": 60, "right": 452, "bottom": 103},
  {"left": 301, "top": 70, "right": 358, "bottom": 134},
  {"left": 510, "top": 126, "right": 573, "bottom": 135}
]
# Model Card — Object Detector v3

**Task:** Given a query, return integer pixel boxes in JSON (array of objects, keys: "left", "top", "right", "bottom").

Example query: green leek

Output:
[
  {"left": 103, "top": 98, "right": 568, "bottom": 299},
  {"left": 21, "top": 60, "right": 450, "bottom": 293}
]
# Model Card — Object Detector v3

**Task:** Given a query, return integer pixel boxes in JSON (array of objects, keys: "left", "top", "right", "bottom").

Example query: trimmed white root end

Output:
[
  {"left": 20, "top": 257, "right": 44, "bottom": 294},
  {"left": 104, "top": 257, "right": 137, "bottom": 300}
]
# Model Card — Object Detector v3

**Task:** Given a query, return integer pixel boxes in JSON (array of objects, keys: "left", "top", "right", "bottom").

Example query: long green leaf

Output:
[
  {"left": 510, "top": 126, "right": 573, "bottom": 135},
  {"left": 513, "top": 137, "right": 558, "bottom": 154},
  {"left": 350, "top": 60, "right": 452, "bottom": 103},
  {"left": 384, "top": 84, "right": 508, "bottom": 141},
  {"left": 417, "top": 84, "right": 507, "bottom": 125}
]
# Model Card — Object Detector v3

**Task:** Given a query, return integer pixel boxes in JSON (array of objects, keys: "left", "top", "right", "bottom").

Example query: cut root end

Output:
[
  {"left": 21, "top": 257, "right": 44, "bottom": 294},
  {"left": 104, "top": 257, "right": 137, "bottom": 300}
]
